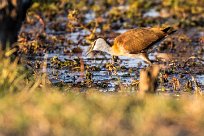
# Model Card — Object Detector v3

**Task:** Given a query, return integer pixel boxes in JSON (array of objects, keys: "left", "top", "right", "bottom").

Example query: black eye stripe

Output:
[
  {"left": 93, "top": 40, "right": 96, "bottom": 47},
  {"left": 91, "top": 39, "right": 97, "bottom": 50},
  {"left": 87, "top": 39, "right": 97, "bottom": 53}
]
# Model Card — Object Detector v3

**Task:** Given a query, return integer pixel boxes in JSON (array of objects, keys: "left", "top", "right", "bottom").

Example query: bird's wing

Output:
[{"left": 114, "top": 28, "right": 167, "bottom": 54}]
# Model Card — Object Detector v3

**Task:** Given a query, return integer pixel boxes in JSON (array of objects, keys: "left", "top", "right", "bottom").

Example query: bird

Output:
[
  {"left": 86, "top": 26, "right": 176, "bottom": 64},
  {"left": 0, "top": 0, "right": 32, "bottom": 50}
]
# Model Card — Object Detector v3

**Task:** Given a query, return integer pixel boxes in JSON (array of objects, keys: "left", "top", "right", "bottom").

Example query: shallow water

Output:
[
  {"left": 196, "top": 75, "right": 204, "bottom": 86},
  {"left": 35, "top": 49, "right": 149, "bottom": 91}
]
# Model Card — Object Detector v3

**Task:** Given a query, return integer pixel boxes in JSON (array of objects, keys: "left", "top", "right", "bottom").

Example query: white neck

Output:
[
  {"left": 93, "top": 38, "right": 112, "bottom": 54},
  {"left": 100, "top": 42, "right": 112, "bottom": 54}
]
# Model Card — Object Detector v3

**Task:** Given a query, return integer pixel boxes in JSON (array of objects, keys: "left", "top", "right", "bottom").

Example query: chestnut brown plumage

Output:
[{"left": 87, "top": 26, "right": 176, "bottom": 64}]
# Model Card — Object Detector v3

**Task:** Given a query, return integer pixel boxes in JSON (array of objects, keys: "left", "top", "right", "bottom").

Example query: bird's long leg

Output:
[
  {"left": 138, "top": 53, "right": 152, "bottom": 65},
  {"left": 127, "top": 53, "right": 152, "bottom": 65}
]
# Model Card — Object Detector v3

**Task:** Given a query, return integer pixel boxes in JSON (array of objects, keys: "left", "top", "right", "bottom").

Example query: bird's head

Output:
[{"left": 86, "top": 38, "right": 111, "bottom": 56}]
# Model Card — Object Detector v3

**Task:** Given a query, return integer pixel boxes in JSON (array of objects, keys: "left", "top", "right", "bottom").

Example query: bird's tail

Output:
[{"left": 162, "top": 26, "right": 177, "bottom": 35}]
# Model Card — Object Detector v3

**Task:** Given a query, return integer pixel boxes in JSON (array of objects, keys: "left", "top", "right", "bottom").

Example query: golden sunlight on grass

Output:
[{"left": 0, "top": 91, "right": 204, "bottom": 136}]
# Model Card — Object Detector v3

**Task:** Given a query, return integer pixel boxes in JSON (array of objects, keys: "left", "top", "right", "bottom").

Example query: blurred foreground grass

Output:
[{"left": 0, "top": 56, "right": 204, "bottom": 136}]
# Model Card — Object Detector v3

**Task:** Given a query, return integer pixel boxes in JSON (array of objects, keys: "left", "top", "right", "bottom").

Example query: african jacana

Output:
[{"left": 86, "top": 26, "right": 176, "bottom": 64}]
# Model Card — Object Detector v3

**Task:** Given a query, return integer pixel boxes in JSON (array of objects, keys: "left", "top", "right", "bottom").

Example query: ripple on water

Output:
[{"left": 196, "top": 75, "right": 204, "bottom": 85}]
